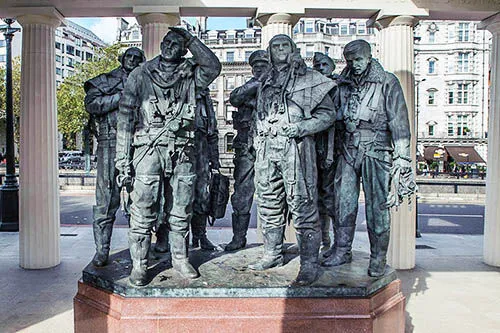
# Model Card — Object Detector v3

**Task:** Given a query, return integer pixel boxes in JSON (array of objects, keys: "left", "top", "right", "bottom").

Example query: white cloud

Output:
[{"left": 88, "top": 17, "right": 138, "bottom": 44}]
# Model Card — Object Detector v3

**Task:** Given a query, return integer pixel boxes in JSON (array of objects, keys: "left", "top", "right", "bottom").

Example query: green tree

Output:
[
  {"left": 57, "top": 44, "right": 123, "bottom": 149},
  {"left": 0, "top": 57, "right": 22, "bottom": 146}
]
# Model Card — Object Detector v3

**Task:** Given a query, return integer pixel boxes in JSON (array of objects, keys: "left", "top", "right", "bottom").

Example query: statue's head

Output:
[
  {"left": 268, "top": 34, "right": 296, "bottom": 65},
  {"left": 248, "top": 50, "right": 269, "bottom": 79},
  {"left": 343, "top": 39, "right": 372, "bottom": 76},
  {"left": 120, "top": 47, "right": 145, "bottom": 73},
  {"left": 313, "top": 52, "right": 335, "bottom": 76},
  {"left": 160, "top": 31, "right": 188, "bottom": 62}
]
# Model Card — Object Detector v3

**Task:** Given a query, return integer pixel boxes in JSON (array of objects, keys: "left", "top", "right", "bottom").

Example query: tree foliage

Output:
[
  {"left": 0, "top": 57, "right": 22, "bottom": 142},
  {"left": 56, "top": 43, "right": 123, "bottom": 148}
]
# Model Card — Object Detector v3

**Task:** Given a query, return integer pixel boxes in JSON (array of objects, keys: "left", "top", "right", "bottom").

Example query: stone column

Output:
[
  {"left": 256, "top": 13, "right": 299, "bottom": 48},
  {"left": 479, "top": 13, "right": 500, "bottom": 267},
  {"left": 16, "top": 13, "right": 63, "bottom": 269},
  {"left": 136, "top": 13, "right": 179, "bottom": 60},
  {"left": 375, "top": 15, "right": 419, "bottom": 270}
]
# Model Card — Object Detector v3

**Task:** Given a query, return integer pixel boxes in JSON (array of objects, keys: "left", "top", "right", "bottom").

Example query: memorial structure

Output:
[{"left": 84, "top": 47, "right": 145, "bottom": 267}]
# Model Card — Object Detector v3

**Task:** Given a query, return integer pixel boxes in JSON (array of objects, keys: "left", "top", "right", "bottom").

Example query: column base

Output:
[
  {"left": 75, "top": 246, "right": 405, "bottom": 332},
  {"left": 0, "top": 187, "right": 19, "bottom": 231}
]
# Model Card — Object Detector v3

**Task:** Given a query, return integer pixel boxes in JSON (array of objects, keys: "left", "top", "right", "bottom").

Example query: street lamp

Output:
[
  {"left": 0, "top": 18, "right": 20, "bottom": 232},
  {"left": 414, "top": 78, "right": 426, "bottom": 239}
]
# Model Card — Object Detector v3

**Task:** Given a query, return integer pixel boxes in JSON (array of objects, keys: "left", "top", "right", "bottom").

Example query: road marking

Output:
[{"left": 418, "top": 213, "right": 483, "bottom": 218}]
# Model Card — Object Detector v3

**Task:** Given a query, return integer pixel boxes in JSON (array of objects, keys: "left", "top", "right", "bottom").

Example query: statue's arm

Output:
[
  {"left": 295, "top": 93, "right": 336, "bottom": 138},
  {"left": 189, "top": 37, "right": 222, "bottom": 89},
  {"left": 115, "top": 71, "right": 139, "bottom": 172},
  {"left": 385, "top": 74, "right": 411, "bottom": 161},
  {"left": 229, "top": 79, "right": 260, "bottom": 107},
  {"left": 84, "top": 81, "right": 121, "bottom": 116}
]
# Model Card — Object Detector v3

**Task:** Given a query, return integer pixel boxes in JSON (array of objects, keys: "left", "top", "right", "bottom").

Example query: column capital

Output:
[
  {"left": 255, "top": 13, "right": 301, "bottom": 28},
  {"left": 368, "top": 15, "right": 419, "bottom": 31},
  {"left": 136, "top": 12, "right": 180, "bottom": 28},
  {"left": 17, "top": 11, "right": 64, "bottom": 28},
  {"left": 478, "top": 12, "right": 500, "bottom": 34}
]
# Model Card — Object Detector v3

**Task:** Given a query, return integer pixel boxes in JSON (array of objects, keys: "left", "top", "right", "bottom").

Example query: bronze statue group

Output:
[{"left": 85, "top": 27, "right": 416, "bottom": 287}]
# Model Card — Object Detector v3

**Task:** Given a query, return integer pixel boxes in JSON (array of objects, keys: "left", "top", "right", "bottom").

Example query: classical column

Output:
[
  {"left": 136, "top": 13, "right": 179, "bottom": 60},
  {"left": 375, "top": 15, "right": 419, "bottom": 270},
  {"left": 17, "top": 13, "right": 63, "bottom": 269},
  {"left": 256, "top": 13, "right": 299, "bottom": 48},
  {"left": 479, "top": 13, "right": 500, "bottom": 267}
]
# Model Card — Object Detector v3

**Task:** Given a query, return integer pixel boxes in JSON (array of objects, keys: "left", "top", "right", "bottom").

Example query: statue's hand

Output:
[
  {"left": 282, "top": 124, "right": 300, "bottom": 138},
  {"left": 169, "top": 26, "right": 192, "bottom": 42}
]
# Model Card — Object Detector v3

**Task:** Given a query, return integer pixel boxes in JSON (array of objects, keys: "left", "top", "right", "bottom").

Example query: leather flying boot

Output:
[
  {"left": 154, "top": 223, "right": 169, "bottom": 253},
  {"left": 191, "top": 214, "right": 216, "bottom": 250},
  {"left": 169, "top": 231, "right": 199, "bottom": 279},
  {"left": 368, "top": 230, "right": 390, "bottom": 277},
  {"left": 248, "top": 227, "right": 284, "bottom": 270},
  {"left": 225, "top": 213, "right": 251, "bottom": 251},
  {"left": 92, "top": 222, "right": 113, "bottom": 267},
  {"left": 319, "top": 214, "right": 331, "bottom": 254},
  {"left": 292, "top": 229, "right": 321, "bottom": 286},
  {"left": 129, "top": 233, "right": 150, "bottom": 286},
  {"left": 321, "top": 225, "right": 355, "bottom": 267}
]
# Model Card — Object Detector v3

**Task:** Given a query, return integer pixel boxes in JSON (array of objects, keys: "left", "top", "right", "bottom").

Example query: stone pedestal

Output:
[{"left": 74, "top": 247, "right": 405, "bottom": 332}]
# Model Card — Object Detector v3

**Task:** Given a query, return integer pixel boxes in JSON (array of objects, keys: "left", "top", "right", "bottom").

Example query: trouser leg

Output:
[
  {"left": 362, "top": 155, "right": 392, "bottom": 277},
  {"left": 322, "top": 155, "right": 359, "bottom": 267},
  {"left": 227, "top": 150, "right": 255, "bottom": 251},
  {"left": 191, "top": 213, "right": 216, "bottom": 250},
  {"left": 154, "top": 222, "right": 169, "bottom": 253}
]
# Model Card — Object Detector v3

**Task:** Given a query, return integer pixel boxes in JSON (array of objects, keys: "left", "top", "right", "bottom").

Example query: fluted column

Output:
[
  {"left": 17, "top": 14, "right": 63, "bottom": 269},
  {"left": 479, "top": 13, "right": 500, "bottom": 267},
  {"left": 256, "top": 13, "right": 300, "bottom": 48},
  {"left": 375, "top": 15, "right": 419, "bottom": 270},
  {"left": 136, "top": 13, "right": 179, "bottom": 60}
]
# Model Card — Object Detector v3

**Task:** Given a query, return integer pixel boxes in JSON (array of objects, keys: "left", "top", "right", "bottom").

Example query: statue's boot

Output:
[
  {"left": 191, "top": 214, "right": 217, "bottom": 251},
  {"left": 321, "top": 220, "right": 338, "bottom": 258},
  {"left": 170, "top": 231, "right": 199, "bottom": 279},
  {"left": 248, "top": 227, "right": 284, "bottom": 270},
  {"left": 319, "top": 214, "right": 331, "bottom": 253},
  {"left": 321, "top": 225, "right": 355, "bottom": 267},
  {"left": 92, "top": 222, "right": 113, "bottom": 267},
  {"left": 225, "top": 213, "right": 250, "bottom": 251},
  {"left": 292, "top": 229, "right": 321, "bottom": 286},
  {"left": 368, "top": 230, "right": 390, "bottom": 277},
  {"left": 129, "top": 233, "right": 150, "bottom": 286},
  {"left": 154, "top": 223, "right": 169, "bottom": 253}
]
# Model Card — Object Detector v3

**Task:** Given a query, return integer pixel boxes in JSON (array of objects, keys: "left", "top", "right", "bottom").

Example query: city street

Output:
[{"left": 61, "top": 191, "right": 485, "bottom": 235}]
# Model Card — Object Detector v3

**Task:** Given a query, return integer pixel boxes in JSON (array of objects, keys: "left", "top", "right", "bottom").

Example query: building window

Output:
[
  {"left": 457, "top": 52, "right": 469, "bottom": 72},
  {"left": 55, "top": 42, "right": 61, "bottom": 49},
  {"left": 86, "top": 52, "right": 93, "bottom": 61},
  {"left": 56, "top": 55, "right": 62, "bottom": 62},
  {"left": 447, "top": 116, "right": 454, "bottom": 136},
  {"left": 67, "top": 57, "right": 74, "bottom": 68},
  {"left": 56, "top": 67, "right": 62, "bottom": 75},
  {"left": 0, "top": 55, "right": 5, "bottom": 62},
  {"left": 245, "top": 51, "right": 252, "bottom": 62},
  {"left": 349, "top": 24, "right": 356, "bottom": 35},
  {"left": 428, "top": 90, "right": 436, "bottom": 105},
  {"left": 448, "top": 91, "right": 454, "bottom": 104},
  {"left": 245, "top": 31, "right": 254, "bottom": 39},
  {"left": 209, "top": 79, "right": 217, "bottom": 91},
  {"left": 305, "top": 44, "right": 314, "bottom": 58},
  {"left": 305, "top": 21, "right": 314, "bottom": 33},
  {"left": 66, "top": 45, "right": 74, "bottom": 55},
  {"left": 428, "top": 125, "right": 434, "bottom": 136},
  {"left": 457, "top": 83, "right": 469, "bottom": 104},
  {"left": 340, "top": 24, "right": 348, "bottom": 35},
  {"left": 132, "top": 30, "right": 140, "bottom": 40},
  {"left": 428, "top": 59, "right": 436, "bottom": 74},
  {"left": 75, "top": 50, "right": 81, "bottom": 57},
  {"left": 331, "top": 24, "right": 339, "bottom": 35},
  {"left": 458, "top": 22, "right": 470, "bottom": 42},
  {"left": 226, "top": 133, "right": 234, "bottom": 153},
  {"left": 226, "top": 76, "right": 235, "bottom": 90},
  {"left": 0, "top": 40, "right": 5, "bottom": 47},
  {"left": 225, "top": 104, "right": 236, "bottom": 121},
  {"left": 325, "top": 46, "right": 330, "bottom": 56},
  {"left": 75, "top": 38, "right": 82, "bottom": 47},
  {"left": 429, "top": 31, "right": 435, "bottom": 43},
  {"left": 226, "top": 51, "right": 234, "bottom": 62},
  {"left": 448, "top": 24, "right": 455, "bottom": 42},
  {"left": 456, "top": 115, "right": 469, "bottom": 136},
  {"left": 357, "top": 23, "right": 366, "bottom": 35}
]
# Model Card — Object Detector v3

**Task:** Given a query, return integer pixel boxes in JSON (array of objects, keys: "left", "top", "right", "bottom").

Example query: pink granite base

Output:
[{"left": 74, "top": 279, "right": 405, "bottom": 333}]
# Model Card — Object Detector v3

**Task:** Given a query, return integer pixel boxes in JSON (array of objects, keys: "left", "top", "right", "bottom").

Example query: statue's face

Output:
[
  {"left": 345, "top": 51, "right": 371, "bottom": 76},
  {"left": 160, "top": 34, "right": 185, "bottom": 61},
  {"left": 313, "top": 59, "right": 334, "bottom": 76},
  {"left": 251, "top": 61, "right": 269, "bottom": 79},
  {"left": 269, "top": 38, "right": 292, "bottom": 64},
  {"left": 122, "top": 50, "right": 143, "bottom": 72}
]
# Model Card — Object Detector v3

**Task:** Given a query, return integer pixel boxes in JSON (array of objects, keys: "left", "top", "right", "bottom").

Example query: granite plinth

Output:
[{"left": 75, "top": 245, "right": 405, "bottom": 332}]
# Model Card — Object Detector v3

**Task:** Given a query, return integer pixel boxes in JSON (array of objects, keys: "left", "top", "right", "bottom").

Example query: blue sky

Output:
[{"left": 69, "top": 17, "right": 248, "bottom": 44}]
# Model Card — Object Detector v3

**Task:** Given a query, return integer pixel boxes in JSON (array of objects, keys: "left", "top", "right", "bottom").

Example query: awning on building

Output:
[
  {"left": 423, "top": 146, "right": 448, "bottom": 161},
  {"left": 445, "top": 145, "right": 485, "bottom": 164}
]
